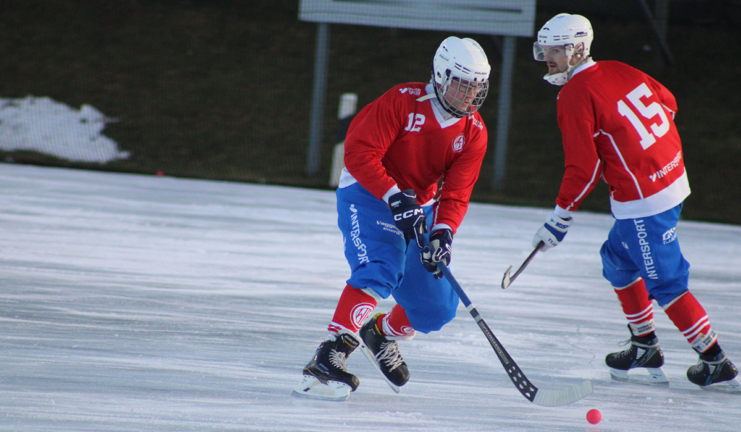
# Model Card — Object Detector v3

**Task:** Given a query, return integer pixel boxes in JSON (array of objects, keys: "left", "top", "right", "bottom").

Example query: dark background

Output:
[{"left": 1, "top": 0, "right": 739, "bottom": 224}]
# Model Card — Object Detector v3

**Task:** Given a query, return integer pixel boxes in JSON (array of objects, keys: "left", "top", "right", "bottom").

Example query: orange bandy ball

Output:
[{"left": 586, "top": 409, "right": 602, "bottom": 424}]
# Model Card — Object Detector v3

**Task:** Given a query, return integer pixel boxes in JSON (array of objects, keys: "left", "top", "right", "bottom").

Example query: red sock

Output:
[
  {"left": 614, "top": 278, "right": 655, "bottom": 336},
  {"left": 663, "top": 292, "right": 717, "bottom": 353},
  {"left": 378, "top": 304, "right": 416, "bottom": 339},
  {"left": 328, "top": 285, "right": 377, "bottom": 333}
]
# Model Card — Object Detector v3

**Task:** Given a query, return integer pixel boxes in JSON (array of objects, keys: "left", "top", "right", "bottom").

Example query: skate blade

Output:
[
  {"left": 291, "top": 375, "right": 351, "bottom": 401},
  {"left": 610, "top": 367, "right": 669, "bottom": 385},
  {"left": 357, "top": 343, "right": 401, "bottom": 394},
  {"left": 699, "top": 377, "right": 741, "bottom": 394}
]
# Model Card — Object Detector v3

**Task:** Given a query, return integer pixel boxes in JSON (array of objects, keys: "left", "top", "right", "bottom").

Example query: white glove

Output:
[
  {"left": 532, "top": 213, "right": 573, "bottom": 251},
  {"left": 420, "top": 229, "right": 453, "bottom": 279}
]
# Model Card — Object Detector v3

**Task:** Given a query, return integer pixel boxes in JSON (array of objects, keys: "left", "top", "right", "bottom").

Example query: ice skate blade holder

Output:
[
  {"left": 610, "top": 367, "right": 669, "bottom": 385},
  {"left": 699, "top": 377, "right": 741, "bottom": 394},
  {"left": 292, "top": 375, "right": 352, "bottom": 401}
]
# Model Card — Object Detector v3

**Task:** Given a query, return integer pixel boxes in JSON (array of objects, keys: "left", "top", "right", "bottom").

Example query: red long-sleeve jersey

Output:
[
  {"left": 556, "top": 60, "right": 690, "bottom": 219},
  {"left": 342, "top": 82, "right": 487, "bottom": 233}
]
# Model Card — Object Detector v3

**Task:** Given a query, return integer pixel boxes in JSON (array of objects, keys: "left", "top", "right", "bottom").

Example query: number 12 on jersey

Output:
[
  {"left": 617, "top": 83, "right": 670, "bottom": 150},
  {"left": 405, "top": 113, "right": 425, "bottom": 132}
]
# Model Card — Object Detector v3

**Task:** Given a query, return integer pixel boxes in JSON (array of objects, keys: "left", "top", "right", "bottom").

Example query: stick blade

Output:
[
  {"left": 531, "top": 380, "right": 594, "bottom": 407},
  {"left": 501, "top": 266, "right": 513, "bottom": 289}
]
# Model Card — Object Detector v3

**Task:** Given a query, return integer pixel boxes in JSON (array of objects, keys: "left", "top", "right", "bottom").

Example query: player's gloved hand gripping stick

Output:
[
  {"left": 533, "top": 212, "right": 573, "bottom": 251},
  {"left": 422, "top": 235, "right": 593, "bottom": 406},
  {"left": 389, "top": 189, "right": 428, "bottom": 248},
  {"left": 421, "top": 229, "right": 453, "bottom": 279}
]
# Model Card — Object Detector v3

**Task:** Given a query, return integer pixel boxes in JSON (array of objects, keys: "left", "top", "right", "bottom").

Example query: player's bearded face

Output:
[
  {"left": 445, "top": 79, "right": 483, "bottom": 113},
  {"left": 542, "top": 45, "right": 571, "bottom": 75}
]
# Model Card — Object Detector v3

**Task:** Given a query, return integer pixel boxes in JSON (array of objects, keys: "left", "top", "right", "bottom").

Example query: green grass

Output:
[{"left": 1, "top": 0, "right": 739, "bottom": 224}]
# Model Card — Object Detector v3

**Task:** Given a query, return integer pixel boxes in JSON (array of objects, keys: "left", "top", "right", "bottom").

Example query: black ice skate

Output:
[
  {"left": 606, "top": 326, "right": 668, "bottom": 384},
  {"left": 292, "top": 329, "right": 361, "bottom": 401},
  {"left": 687, "top": 351, "right": 741, "bottom": 392},
  {"left": 358, "top": 314, "right": 410, "bottom": 393}
]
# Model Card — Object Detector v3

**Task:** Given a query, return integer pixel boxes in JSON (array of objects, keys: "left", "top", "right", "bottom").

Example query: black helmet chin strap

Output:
[{"left": 431, "top": 69, "right": 466, "bottom": 119}]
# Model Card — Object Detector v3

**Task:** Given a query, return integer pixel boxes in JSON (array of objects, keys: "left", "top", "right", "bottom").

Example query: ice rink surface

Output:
[{"left": 2, "top": 164, "right": 740, "bottom": 431}]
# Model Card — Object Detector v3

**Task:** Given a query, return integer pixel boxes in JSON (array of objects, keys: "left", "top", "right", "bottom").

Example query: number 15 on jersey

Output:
[{"left": 617, "top": 83, "right": 671, "bottom": 150}]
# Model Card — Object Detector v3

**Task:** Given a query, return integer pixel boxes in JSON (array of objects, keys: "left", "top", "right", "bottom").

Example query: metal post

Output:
[
  {"left": 638, "top": 0, "right": 674, "bottom": 66},
  {"left": 306, "top": 22, "right": 331, "bottom": 176},
  {"left": 654, "top": 0, "right": 670, "bottom": 70},
  {"left": 492, "top": 36, "right": 516, "bottom": 191}
]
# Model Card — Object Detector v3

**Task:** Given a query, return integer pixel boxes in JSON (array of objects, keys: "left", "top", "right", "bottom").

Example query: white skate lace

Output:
[
  {"left": 613, "top": 340, "right": 634, "bottom": 359},
  {"left": 696, "top": 356, "right": 724, "bottom": 373},
  {"left": 376, "top": 341, "right": 404, "bottom": 371},
  {"left": 330, "top": 350, "right": 349, "bottom": 371}
]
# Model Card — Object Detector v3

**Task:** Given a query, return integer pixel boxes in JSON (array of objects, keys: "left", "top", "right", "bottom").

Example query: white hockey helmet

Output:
[
  {"left": 432, "top": 36, "right": 491, "bottom": 118},
  {"left": 533, "top": 13, "right": 593, "bottom": 86}
]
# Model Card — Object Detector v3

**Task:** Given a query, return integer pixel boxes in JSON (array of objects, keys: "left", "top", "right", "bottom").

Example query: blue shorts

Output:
[
  {"left": 336, "top": 183, "right": 459, "bottom": 333},
  {"left": 600, "top": 204, "right": 690, "bottom": 306}
]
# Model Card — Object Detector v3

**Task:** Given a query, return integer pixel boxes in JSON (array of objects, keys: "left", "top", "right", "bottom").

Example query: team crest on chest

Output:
[{"left": 452, "top": 134, "right": 465, "bottom": 152}]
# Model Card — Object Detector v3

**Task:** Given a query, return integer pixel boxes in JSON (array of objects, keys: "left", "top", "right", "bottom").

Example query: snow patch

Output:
[{"left": 0, "top": 96, "right": 129, "bottom": 163}]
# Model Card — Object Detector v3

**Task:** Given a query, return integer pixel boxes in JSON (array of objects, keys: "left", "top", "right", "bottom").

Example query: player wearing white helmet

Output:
[
  {"left": 294, "top": 37, "right": 491, "bottom": 401},
  {"left": 432, "top": 36, "right": 491, "bottom": 117},
  {"left": 530, "top": 13, "right": 739, "bottom": 390},
  {"left": 532, "top": 13, "right": 593, "bottom": 86}
]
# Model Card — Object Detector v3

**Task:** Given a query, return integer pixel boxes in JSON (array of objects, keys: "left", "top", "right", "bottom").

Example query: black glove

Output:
[
  {"left": 389, "top": 189, "right": 428, "bottom": 249},
  {"left": 421, "top": 229, "right": 453, "bottom": 279}
]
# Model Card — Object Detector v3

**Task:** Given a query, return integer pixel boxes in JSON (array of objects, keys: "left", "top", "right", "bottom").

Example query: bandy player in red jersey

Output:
[
  {"left": 293, "top": 37, "right": 491, "bottom": 400},
  {"left": 531, "top": 13, "right": 738, "bottom": 390}
]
